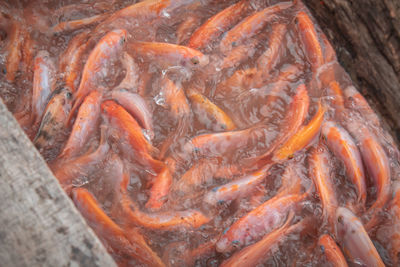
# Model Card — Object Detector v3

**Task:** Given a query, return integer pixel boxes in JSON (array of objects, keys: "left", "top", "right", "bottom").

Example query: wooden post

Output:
[{"left": 0, "top": 99, "right": 116, "bottom": 267}]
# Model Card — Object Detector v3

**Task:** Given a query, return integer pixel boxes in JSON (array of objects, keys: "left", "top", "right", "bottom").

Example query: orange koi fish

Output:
[
  {"left": 176, "top": 15, "right": 201, "bottom": 44},
  {"left": 322, "top": 121, "right": 366, "bottom": 205},
  {"left": 101, "top": 100, "right": 163, "bottom": 173},
  {"left": 318, "top": 234, "right": 348, "bottom": 267},
  {"left": 31, "top": 50, "right": 56, "bottom": 127},
  {"left": 220, "top": 2, "right": 292, "bottom": 53},
  {"left": 187, "top": 89, "right": 236, "bottom": 131},
  {"left": 220, "top": 212, "right": 308, "bottom": 267},
  {"left": 110, "top": 89, "right": 154, "bottom": 140},
  {"left": 69, "top": 29, "right": 127, "bottom": 123},
  {"left": 216, "top": 191, "right": 305, "bottom": 253},
  {"left": 72, "top": 188, "right": 165, "bottom": 267},
  {"left": 309, "top": 144, "right": 338, "bottom": 228},
  {"left": 52, "top": 126, "right": 109, "bottom": 194},
  {"left": 188, "top": 0, "right": 249, "bottom": 49},
  {"left": 335, "top": 207, "right": 385, "bottom": 267},
  {"left": 117, "top": 173, "right": 210, "bottom": 230},
  {"left": 128, "top": 41, "right": 209, "bottom": 68},
  {"left": 256, "top": 23, "right": 287, "bottom": 80},
  {"left": 220, "top": 38, "right": 258, "bottom": 70},
  {"left": 295, "top": 11, "right": 324, "bottom": 72},
  {"left": 204, "top": 165, "right": 271, "bottom": 207},
  {"left": 59, "top": 90, "right": 102, "bottom": 160},
  {"left": 274, "top": 101, "right": 326, "bottom": 160}
]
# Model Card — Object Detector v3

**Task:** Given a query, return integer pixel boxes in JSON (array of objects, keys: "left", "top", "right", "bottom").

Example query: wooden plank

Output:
[
  {"left": 0, "top": 99, "right": 116, "bottom": 267},
  {"left": 303, "top": 0, "right": 400, "bottom": 143}
]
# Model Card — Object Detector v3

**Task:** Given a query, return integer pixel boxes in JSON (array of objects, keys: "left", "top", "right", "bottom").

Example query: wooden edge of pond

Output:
[
  {"left": 0, "top": 98, "right": 116, "bottom": 267},
  {"left": 303, "top": 0, "right": 400, "bottom": 144}
]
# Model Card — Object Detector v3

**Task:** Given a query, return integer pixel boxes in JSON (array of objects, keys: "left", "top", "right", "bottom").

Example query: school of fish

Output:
[{"left": 1, "top": 0, "right": 400, "bottom": 266}]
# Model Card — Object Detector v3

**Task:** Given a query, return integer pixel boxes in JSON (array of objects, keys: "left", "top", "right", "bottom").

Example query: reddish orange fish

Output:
[
  {"left": 309, "top": 143, "right": 338, "bottom": 228},
  {"left": 274, "top": 101, "right": 326, "bottom": 160},
  {"left": 145, "top": 157, "right": 175, "bottom": 211},
  {"left": 322, "top": 121, "right": 366, "bottom": 205},
  {"left": 52, "top": 126, "right": 110, "bottom": 194},
  {"left": 114, "top": 52, "right": 139, "bottom": 91},
  {"left": 256, "top": 23, "right": 287, "bottom": 80},
  {"left": 59, "top": 90, "right": 102, "bottom": 160},
  {"left": 69, "top": 29, "right": 127, "bottom": 124},
  {"left": 59, "top": 30, "right": 90, "bottom": 92},
  {"left": 388, "top": 184, "right": 400, "bottom": 265},
  {"left": 295, "top": 11, "right": 324, "bottom": 72},
  {"left": 335, "top": 207, "right": 385, "bottom": 266},
  {"left": 31, "top": 50, "right": 56, "bottom": 127},
  {"left": 187, "top": 89, "right": 236, "bottom": 131},
  {"left": 117, "top": 173, "right": 210, "bottom": 230},
  {"left": 71, "top": 188, "right": 165, "bottom": 267},
  {"left": 318, "top": 234, "right": 348, "bottom": 267},
  {"left": 215, "top": 67, "right": 259, "bottom": 98},
  {"left": 176, "top": 14, "right": 201, "bottom": 45},
  {"left": 51, "top": 13, "right": 107, "bottom": 34},
  {"left": 219, "top": 2, "right": 292, "bottom": 53},
  {"left": 220, "top": 212, "right": 308, "bottom": 267},
  {"left": 216, "top": 191, "right": 305, "bottom": 253},
  {"left": 101, "top": 100, "right": 163, "bottom": 174},
  {"left": 220, "top": 38, "right": 258, "bottom": 70},
  {"left": 188, "top": 0, "right": 249, "bottom": 49},
  {"left": 128, "top": 41, "right": 209, "bottom": 68}
]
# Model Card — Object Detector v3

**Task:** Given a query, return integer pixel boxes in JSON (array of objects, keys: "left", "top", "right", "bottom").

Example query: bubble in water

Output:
[
  {"left": 142, "top": 128, "right": 152, "bottom": 142},
  {"left": 154, "top": 92, "right": 165, "bottom": 106},
  {"left": 161, "top": 10, "right": 170, "bottom": 18}
]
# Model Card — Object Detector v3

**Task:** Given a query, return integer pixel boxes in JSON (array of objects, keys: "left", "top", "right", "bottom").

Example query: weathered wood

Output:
[
  {"left": 0, "top": 99, "right": 116, "bottom": 267},
  {"left": 303, "top": 0, "right": 400, "bottom": 143}
]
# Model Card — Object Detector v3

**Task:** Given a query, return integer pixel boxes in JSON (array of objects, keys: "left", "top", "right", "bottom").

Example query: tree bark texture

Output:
[
  {"left": 0, "top": 99, "right": 116, "bottom": 267},
  {"left": 303, "top": 0, "right": 400, "bottom": 143}
]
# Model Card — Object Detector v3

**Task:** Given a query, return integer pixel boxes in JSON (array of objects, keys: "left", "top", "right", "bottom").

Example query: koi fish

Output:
[
  {"left": 71, "top": 188, "right": 165, "bottom": 267},
  {"left": 357, "top": 125, "right": 391, "bottom": 230},
  {"left": 69, "top": 29, "right": 127, "bottom": 124},
  {"left": 58, "top": 90, "right": 102, "bottom": 160},
  {"left": 322, "top": 121, "right": 366, "bottom": 205},
  {"left": 216, "top": 191, "right": 306, "bottom": 253},
  {"left": 20, "top": 29, "right": 35, "bottom": 75},
  {"left": 176, "top": 15, "right": 201, "bottom": 44},
  {"left": 309, "top": 143, "right": 338, "bottom": 228},
  {"left": 335, "top": 207, "right": 385, "bottom": 267},
  {"left": 33, "top": 87, "right": 73, "bottom": 159},
  {"left": 31, "top": 50, "right": 56, "bottom": 127},
  {"left": 101, "top": 100, "right": 163, "bottom": 174},
  {"left": 52, "top": 126, "right": 109, "bottom": 194},
  {"left": 220, "top": 212, "right": 308, "bottom": 267},
  {"left": 215, "top": 68, "right": 259, "bottom": 98},
  {"left": 220, "top": 38, "right": 258, "bottom": 70},
  {"left": 274, "top": 101, "right": 326, "bottom": 160},
  {"left": 187, "top": 89, "right": 236, "bottom": 131},
  {"left": 388, "top": 184, "right": 400, "bottom": 265},
  {"left": 188, "top": 0, "right": 248, "bottom": 49},
  {"left": 327, "top": 81, "right": 345, "bottom": 120},
  {"left": 128, "top": 41, "right": 209, "bottom": 68},
  {"left": 117, "top": 173, "right": 210, "bottom": 230},
  {"left": 145, "top": 157, "right": 175, "bottom": 211},
  {"left": 110, "top": 89, "right": 154, "bottom": 140},
  {"left": 256, "top": 23, "right": 287, "bottom": 80},
  {"left": 204, "top": 165, "right": 271, "bottom": 207},
  {"left": 59, "top": 30, "right": 90, "bottom": 92},
  {"left": 295, "top": 11, "right": 324, "bottom": 72},
  {"left": 158, "top": 77, "right": 191, "bottom": 159},
  {"left": 318, "top": 234, "right": 348, "bottom": 267},
  {"left": 172, "top": 158, "right": 241, "bottom": 194},
  {"left": 220, "top": 2, "right": 292, "bottom": 53}
]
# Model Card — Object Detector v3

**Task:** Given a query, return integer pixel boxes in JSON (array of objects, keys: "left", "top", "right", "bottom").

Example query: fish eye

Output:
[
  {"left": 337, "top": 216, "right": 343, "bottom": 224},
  {"left": 1, "top": 68, "right": 6, "bottom": 74},
  {"left": 320, "top": 245, "right": 325, "bottom": 253},
  {"left": 191, "top": 57, "right": 200, "bottom": 65},
  {"left": 66, "top": 92, "right": 72, "bottom": 99}
]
